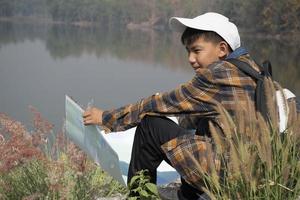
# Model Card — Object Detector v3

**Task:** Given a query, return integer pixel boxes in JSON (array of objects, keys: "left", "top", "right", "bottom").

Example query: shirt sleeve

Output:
[{"left": 101, "top": 68, "right": 221, "bottom": 132}]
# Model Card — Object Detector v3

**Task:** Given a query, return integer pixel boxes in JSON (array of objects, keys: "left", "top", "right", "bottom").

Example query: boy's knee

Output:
[
  {"left": 138, "top": 116, "right": 167, "bottom": 137},
  {"left": 140, "top": 115, "right": 162, "bottom": 126},
  {"left": 140, "top": 115, "right": 173, "bottom": 131}
]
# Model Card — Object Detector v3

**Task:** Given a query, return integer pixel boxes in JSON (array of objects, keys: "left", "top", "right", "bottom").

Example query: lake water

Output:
[{"left": 0, "top": 21, "right": 299, "bottom": 131}]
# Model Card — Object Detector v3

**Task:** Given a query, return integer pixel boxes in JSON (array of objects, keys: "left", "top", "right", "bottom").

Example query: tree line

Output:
[
  {"left": 218, "top": 0, "right": 300, "bottom": 33},
  {"left": 0, "top": 0, "right": 299, "bottom": 33}
]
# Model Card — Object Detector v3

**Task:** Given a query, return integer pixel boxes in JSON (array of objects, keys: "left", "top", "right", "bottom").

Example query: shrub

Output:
[{"left": 0, "top": 107, "right": 126, "bottom": 199}]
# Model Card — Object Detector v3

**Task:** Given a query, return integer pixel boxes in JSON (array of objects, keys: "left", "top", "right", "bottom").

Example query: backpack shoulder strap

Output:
[
  {"left": 226, "top": 58, "right": 264, "bottom": 81},
  {"left": 262, "top": 60, "right": 272, "bottom": 77}
]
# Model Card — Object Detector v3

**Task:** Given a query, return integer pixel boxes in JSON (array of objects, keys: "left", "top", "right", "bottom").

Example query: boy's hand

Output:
[{"left": 82, "top": 107, "right": 103, "bottom": 126}]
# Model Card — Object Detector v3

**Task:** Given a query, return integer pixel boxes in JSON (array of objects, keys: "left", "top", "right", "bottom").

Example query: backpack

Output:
[{"left": 226, "top": 58, "right": 299, "bottom": 133}]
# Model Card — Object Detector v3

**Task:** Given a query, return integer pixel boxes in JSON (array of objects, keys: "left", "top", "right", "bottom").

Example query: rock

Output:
[
  {"left": 96, "top": 193, "right": 126, "bottom": 200},
  {"left": 158, "top": 179, "right": 181, "bottom": 200},
  {"left": 158, "top": 179, "right": 211, "bottom": 200}
]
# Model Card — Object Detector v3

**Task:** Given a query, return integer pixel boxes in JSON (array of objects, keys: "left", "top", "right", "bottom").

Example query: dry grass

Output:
[{"left": 186, "top": 101, "right": 300, "bottom": 200}]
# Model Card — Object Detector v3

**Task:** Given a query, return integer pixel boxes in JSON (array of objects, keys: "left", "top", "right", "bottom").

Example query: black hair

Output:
[{"left": 181, "top": 27, "right": 231, "bottom": 51}]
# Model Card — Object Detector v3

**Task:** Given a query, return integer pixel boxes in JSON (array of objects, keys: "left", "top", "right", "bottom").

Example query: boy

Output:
[{"left": 83, "top": 12, "right": 259, "bottom": 199}]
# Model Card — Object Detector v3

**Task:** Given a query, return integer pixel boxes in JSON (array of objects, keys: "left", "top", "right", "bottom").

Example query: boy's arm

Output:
[{"left": 100, "top": 70, "right": 220, "bottom": 133}]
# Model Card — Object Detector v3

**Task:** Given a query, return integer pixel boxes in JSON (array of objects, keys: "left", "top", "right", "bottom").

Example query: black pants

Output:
[{"left": 128, "top": 115, "right": 202, "bottom": 199}]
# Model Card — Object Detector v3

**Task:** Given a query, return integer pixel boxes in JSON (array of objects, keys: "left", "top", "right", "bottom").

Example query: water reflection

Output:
[
  {"left": 1, "top": 22, "right": 299, "bottom": 92},
  {"left": 44, "top": 23, "right": 191, "bottom": 72}
]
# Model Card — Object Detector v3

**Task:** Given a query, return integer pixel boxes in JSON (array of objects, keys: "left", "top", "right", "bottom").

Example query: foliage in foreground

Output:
[
  {"left": 0, "top": 107, "right": 126, "bottom": 199},
  {"left": 188, "top": 103, "right": 300, "bottom": 200},
  {"left": 127, "top": 169, "right": 160, "bottom": 200},
  {"left": 2, "top": 99, "right": 299, "bottom": 199}
]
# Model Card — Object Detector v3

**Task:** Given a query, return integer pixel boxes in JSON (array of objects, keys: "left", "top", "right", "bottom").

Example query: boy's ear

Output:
[{"left": 218, "top": 41, "right": 231, "bottom": 59}]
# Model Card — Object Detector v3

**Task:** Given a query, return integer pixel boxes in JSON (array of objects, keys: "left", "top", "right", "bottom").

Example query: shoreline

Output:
[
  {"left": 0, "top": 16, "right": 299, "bottom": 41},
  {"left": 0, "top": 16, "right": 101, "bottom": 28}
]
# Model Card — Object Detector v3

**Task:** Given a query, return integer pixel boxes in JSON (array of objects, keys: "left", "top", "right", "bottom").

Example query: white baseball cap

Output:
[{"left": 169, "top": 12, "right": 240, "bottom": 50}]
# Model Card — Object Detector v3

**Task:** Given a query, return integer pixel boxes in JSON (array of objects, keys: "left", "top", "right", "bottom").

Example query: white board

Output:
[{"left": 65, "top": 95, "right": 125, "bottom": 185}]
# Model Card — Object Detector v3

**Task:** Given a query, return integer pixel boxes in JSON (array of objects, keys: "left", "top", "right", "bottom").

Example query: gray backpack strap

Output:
[{"left": 226, "top": 58, "right": 263, "bottom": 81}]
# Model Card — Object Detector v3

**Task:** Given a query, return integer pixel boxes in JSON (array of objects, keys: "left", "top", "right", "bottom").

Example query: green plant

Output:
[
  {"left": 0, "top": 159, "right": 48, "bottom": 199},
  {"left": 127, "top": 169, "right": 160, "bottom": 200}
]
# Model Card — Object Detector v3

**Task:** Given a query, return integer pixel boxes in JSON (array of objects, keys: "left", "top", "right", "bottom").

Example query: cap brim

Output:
[
  {"left": 169, "top": 17, "right": 213, "bottom": 33},
  {"left": 169, "top": 17, "right": 191, "bottom": 33}
]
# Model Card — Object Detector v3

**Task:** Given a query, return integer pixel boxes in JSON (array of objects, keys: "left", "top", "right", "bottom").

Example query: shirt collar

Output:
[{"left": 226, "top": 47, "right": 248, "bottom": 59}]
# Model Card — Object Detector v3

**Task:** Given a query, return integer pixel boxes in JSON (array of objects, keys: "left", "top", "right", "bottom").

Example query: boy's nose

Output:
[{"left": 188, "top": 53, "right": 196, "bottom": 65}]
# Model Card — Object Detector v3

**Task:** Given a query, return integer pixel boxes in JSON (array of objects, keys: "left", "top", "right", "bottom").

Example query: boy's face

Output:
[{"left": 185, "top": 36, "right": 229, "bottom": 71}]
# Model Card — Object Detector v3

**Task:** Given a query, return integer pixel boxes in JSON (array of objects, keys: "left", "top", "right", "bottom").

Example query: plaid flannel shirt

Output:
[{"left": 101, "top": 53, "right": 260, "bottom": 189}]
